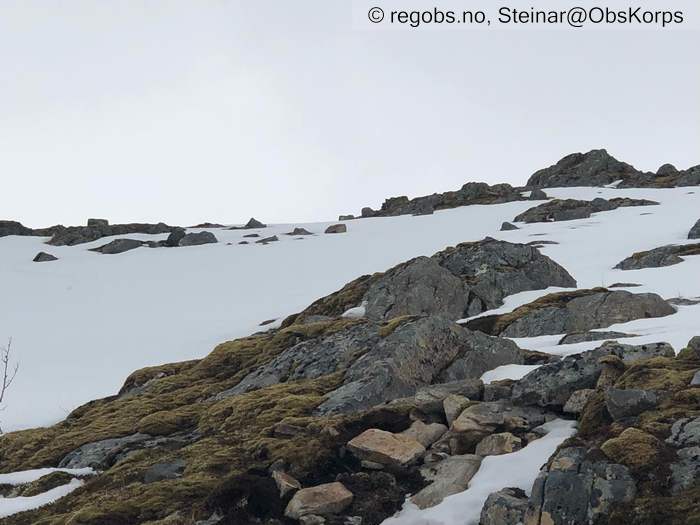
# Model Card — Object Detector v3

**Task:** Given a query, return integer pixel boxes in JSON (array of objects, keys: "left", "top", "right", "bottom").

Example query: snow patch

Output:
[{"left": 0, "top": 478, "right": 84, "bottom": 518}]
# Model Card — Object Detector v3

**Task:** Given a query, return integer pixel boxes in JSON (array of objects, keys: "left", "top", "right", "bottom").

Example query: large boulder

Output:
[
  {"left": 347, "top": 429, "right": 425, "bottom": 467},
  {"left": 284, "top": 482, "right": 353, "bottom": 519},
  {"left": 466, "top": 289, "right": 675, "bottom": 338},
  {"left": 411, "top": 454, "right": 482, "bottom": 509},
  {"left": 179, "top": 231, "right": 218, "bottom": 247},
  {"left": 480, "top": 488, "right": 528, "bottom": 525},
  {"left": 688, "top": 219, "right": 700, "bottom": 239},
  {"left": 604, "top": 388, "right": 660, "bottom": 420},
  {"left": 523, "top": 447, "right": 636, "bottom": 524},
  {"left": 511, "top": 341, "right": 674, "bottom": 409},
  {"left": 614, "top": 243, "right": 700, "bottom": 270}
]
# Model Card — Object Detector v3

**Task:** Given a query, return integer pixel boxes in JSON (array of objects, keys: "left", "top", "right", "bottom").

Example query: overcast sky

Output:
[{"left": 1, "top": 1, "right": 698, "bottom": 227}]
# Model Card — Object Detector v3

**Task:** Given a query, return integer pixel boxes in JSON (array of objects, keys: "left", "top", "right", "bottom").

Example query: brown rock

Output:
[
  {"left": 285, "top": 482, "right": 353, "bottom": 519},
  {"left": 272, "top": 470, "right": 302, "bottom": 498},
  {"left": 475, "top": 432, "right": 523, "bottom": 456},
  {"left": 347, "top": 429, "right": 425, "bottom": 467},
  {"left": 400, "top": 420, "right": 448, "bottom": 448},
  {"left": 443, "top": 394, "right": 471, "bottom": 426},
  {"left": 324, "top": 224, "right": 347, "bottom": 234}
]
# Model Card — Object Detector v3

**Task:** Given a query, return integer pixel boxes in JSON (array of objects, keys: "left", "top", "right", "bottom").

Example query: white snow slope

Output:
[{"left": 1, "top": 186, "right": 699, "bottom": 434}]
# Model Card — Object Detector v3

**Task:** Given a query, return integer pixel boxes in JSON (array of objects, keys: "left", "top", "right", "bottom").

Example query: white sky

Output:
[{"left": 1, "top": 1, "right": 698, "bottom": 227}]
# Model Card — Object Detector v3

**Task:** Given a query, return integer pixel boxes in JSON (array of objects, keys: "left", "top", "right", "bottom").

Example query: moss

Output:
[
  {"left": 378, "top": 315, "right": 421, "bottom": 337},
  {"left": 601, "top": 427, "right": 663, "bottom": 468}
]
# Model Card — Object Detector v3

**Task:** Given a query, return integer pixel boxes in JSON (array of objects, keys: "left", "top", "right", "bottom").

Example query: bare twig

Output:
[{"left": 0, "top": 338, "right": 19, "bottom": 433}]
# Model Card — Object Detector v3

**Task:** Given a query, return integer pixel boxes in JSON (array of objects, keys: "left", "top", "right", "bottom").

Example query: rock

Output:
[
  {"left": 0, "top": 220, "right": 34, "bottom": 237},
  {"left": 165, "top": 228, "right": 186, "bottom": 247},
  {"left": 255, "top": 235, "right": 279, "bottom": 244},
  {"left": 190, "top": 222, "right": 225, "bottom": 229},
  {"left": 411, "top": 200, "right": 434, "bottom": 216},
  {"left": 179, "top": 231, "right": 218, "bottom": 246},
  {"left": 558, "top": 330, "right": 634, "bottom": 345},
  {"left": 244, "top": 218, "right": 266, "bottom": 229},
  {"left": 361, "top": 207, "right": 375, "bottom": 218},
  {"left": 299, "top": 516, "right": 326, "bottom": 525},
  {"left": 467, "top": 289, "right": 675, "bottom": 338},
  {"left": 58, "top": 433, "right": 152, "bottom": 469},
  {"left": 400, "top": 420, "right": 447, "bottom": 448},
  {"left": 143, "top": 459, "right": 186, "bottom": 483},
  {"left": 608, "top": 282, "right": 642, "bottom": 288},
  {"left": 483, "top": 381, "right": 513, "bottom": 402},
  {"left": 480, "top": 487, "right": 528, "bottom": 525},
  {"left": 529, "top": 188, "right": 548, "bottom": 200},
  {"left": 615, "top": 243, "right": 700, "bottom": 270},
  {"left": 511, "top": 341, "right": 674, "bottom": 409},
  {"left": 339, "top": 215, "right": 355, "bottom": 221},
  {"left": 692, "top": 371, "right": 700, "bottom": 386},
  {"left": 523, "top": 446, "right": 636, "bottom": 524},
  {"left": 596, "top": 355, "right": 626, "bottom": 389},
  {"left": 689, "top": 219, "right": 700, "bottom": 239},
  {"left": 238, "top": 241, "right": 249, "bottom": 245},
  {"left": 347, "top": 429, "right": 425, "bottom": 467},
  {"left": 272, "top": 470, "right": 302, "bottom": 498},
  {"left": 678, "top": 336, "right": 700, "bottom": 360},
  {"left": 513, "top": 197, "right": 657, "bottom": 223},
  {"left": 657, "top": 163, "right": 678, "bottom": 177},
  {"left": 285, "top": 482, "right": 353, "bottom": 519},
  {"left": 87, "top": 218, "right": 109, "bottom": 227},
  {"left": 500, "top": 222, "right": 519, "bottom": 231},
  {"left": 413, "top": 380, "right": 483, "bottom": 416},
  {"left": 90, "top": 238, "right": 144, "bottom": 254},
  {"left": 325, "top": 224, "right": 347, "bottom": 234},
  {"left": 442, "top": 394, "right": 471, "bottom": 426},
  {"left": 411, "top": 454, "right": 482, "bottom": 509},
  {"left": 563, "top": 389, "right": 595, "bottom": 414},
  {"left": 48, "top": 222, "right": 174, "bottom": 246},
  {"left": 286, "top": 228, "right": 313, "bottom": 236},
  {"left": 475, "top": 432, "right": 522, "bottom": 456},
  {"left": 667, "top": 417, "right": 700, "bottom": 447},
  {"left": 601, "top": 427, "right": 662, "bottom": 468},
  {"left": 670, "top": 446, "right": 700, "bottom": 494},
  {"left": 33, "top": 251, "right": 58, "bottom": 262},
  {"left": 604, "top": 388, "right": 659, "bottom": 420}
]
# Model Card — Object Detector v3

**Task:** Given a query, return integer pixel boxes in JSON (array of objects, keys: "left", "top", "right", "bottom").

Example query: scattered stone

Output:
[
  {"left": 615, "top": 243, "right": 700, "bottom": 270},
  {"left": 90, "top": 238, "right": 144, "bottom": 254},
  {"left": 143, "top": 459, "right": 186, "bottom": 483},
  {"left": 285, "top": 482, "right": 353, "bottom": 519},
  {"left": 272, "top": 470, "right": 302, "bottom": 498},
  {"left": 33, "top": 251, "right": 58, "bottom": 262},
  {"left": 604, "top": 388, "right": 660, "bottom": 420},
  {"left": 563, "top": 389, "right": 595, "bottom": 415},
  {"left": 411, "top": 454, "right": 482, "bottom": 509},
  {"left": 480, "top": 487, "right": 528, "bottom": 525},
  {"left": 286, "top": 228, "right": 313, "bottom": 236},
  {"left": 325, "top": 224, "right": 347, "bottom": 234},
  {"left": 165, "top": 228, "right": 186, "bottom": 247},
  {"left": 179, "top": 231, "right": 218, "bottom": 247},
  {"left": 558, "top": 331, "right": 635, "bottom": 345},
  {"left": 244, "top": 218, "right": 266, "bottom": 229},
  {"left": 255, "top": 235, "right": 279, "bottom": 244},
  {"left": 500, "top": 222, "right": 519, "bottom": 231},
  {"left": 475, "top": 432, "right": 522, "bottom": 456},
  {"left": 400, "top": 420, "right": 447, "bottom": 448},
  {"left": 347, "top": 429, "right": 425, "bottom": 467},
  {"left": 443, "top": 394, "right": 471, "bottom": 426}
]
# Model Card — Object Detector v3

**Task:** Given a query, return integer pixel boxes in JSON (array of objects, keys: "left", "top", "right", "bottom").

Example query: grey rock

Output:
[
  {"left": 512, "top": 341, "right": 674, "bottom": 409},
  {"left": 469, "top": 289, "right": 675, "bottom": 338},
  {"left": 361, "top": 207, "right": 376, "bottom": 218},
  {"left": 244, "top": 217, "right": 266, "bottom": 229},
  {"left": 33, "top": 251, "right": 58, "bottom": 262},
  {"left": 255, "top": 235, "right": 279, "bottom": 244},
  {"left": 475, "top": 432, "right": 522, "bottom": 456},
  {"left": 529, "top": 188, "right": 548, "bottom": 200},
  {"left": 87, "top": 218, "right": 109, "bottom": 227},
  {"left": 442, "top": 394, "right": 471, "bottom": 426},
  {"left": 48, "top": 222, "right": 173, "bottom": 246},
  {"left": 514, "top": 197, "right": 657, "bottom": 224},
  {"left": 657, "top": 163, "right": 678, "bottom": 177},
  {"left": 90, "top": 238, "right": 144, "bottom": 254},
  {"left": 558, "top": 330, "right": 635, "bottom": 345},
  {"left": 165, "top": 228, "right": 186, "bottom": 247},
  {"left": 615, "top": 243, "right": 700, "bottom": 270},
  {"left": 523, "top": 447, "right": 636, "bottom": 525},
  {"left": 692, "top": 371, "right": 700, "bottom": 386},
  {"left": 285, "top": 482, "right": 353, "bottom": 519},
  {"left": 670, "top": 446, "right": 700, "bottom": 494},
  {"left": 689, "top": 219, "right": 700, "bottom": 239},
  {"left": 411, "top": 200, "right": 434, "bottom": 216},
  {"left": 500, "top": 222, "right": 519, "bottom": 231},
  {"left": 0, "top": 220, "right": 34, "bottom": 237},
  {"left": 179, "top": 231, "right": 218, "bottom": 246},
  {"left": 604, "top": 388, "right": 659, "bottom": 420},
  {"left": 563, "top": 389, "right": 595, "bottom": 415},
  {"left": 667, "top": 417, "right": 700, "bottom": 447},
  {"left": 411, "top": 454, "right": 482, "bottom": 509},
  {"left": 338, "top": 215, "right": 355, "bottom": 221},
  {"left": 482, "top": 381, "right": 513, "bottom": 402},
  {"left": 286, "top": 228, "right": 313, "bottom": 236},
  {"left": 325, "top": 224, "right": 347, "bottom": 234},
  {"left": 58, "top": 433, "right": 152, "bottom": 469},
  {"left": 143, "top": 459, "right": 186, "bottom": 483},
  {"left": 480, "top": 487, "right": 528, "bottom": 525}
]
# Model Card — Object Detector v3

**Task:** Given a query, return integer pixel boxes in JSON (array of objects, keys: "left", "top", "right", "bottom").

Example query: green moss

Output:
[
  {"left": 601, "top": 427, "right": 663, "bottom": 468},
  {"left": 378, "top": 315, "right": 421, "bottom": 337}
]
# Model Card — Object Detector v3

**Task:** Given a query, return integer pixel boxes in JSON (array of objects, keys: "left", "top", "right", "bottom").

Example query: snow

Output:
[
  {"left": 0, "top": 478, "right": 84, "bottom": 518},
  {"left": 0, "top": 467, "right": 95, "bottom": 486},
  {"left": 382, "top": 419, "right": 577, "bottom": 525},
  {"left": 1, "top": 186, "right": 699, "bottom": 431},
  {"left": 342, "top": 301, "right": 367, "bottom": 318},
  {"left": 480, "top": 364, "right": 541, "bottom": 384}
]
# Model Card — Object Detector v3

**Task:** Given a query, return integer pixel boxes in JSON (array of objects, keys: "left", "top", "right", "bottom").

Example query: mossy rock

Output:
[{"left": 601, "top": 427, "right": 663, "bottom": 468}]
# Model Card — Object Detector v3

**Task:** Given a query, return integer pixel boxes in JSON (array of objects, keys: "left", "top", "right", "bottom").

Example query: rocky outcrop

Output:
[
  {"left": 480, "top": 487, "right": 528, "bottom": 525},
  {"left": 526, "top": 149, "right": 700, "bottom": 189},
  {"left": 523, "top": 446, "right": 637, "bottom": 524},
  {"left": 357, "top": 182, "right": 524, "bottom": 218},
  {"left": 614, "top": 243, "right": 700, "bottom": 270},
  {"left": 500, "top": 221, "right": 519, "bottom": 231},
  {"left": 324, "top": 224, "right": 347, "bottom": 234},
  {"left": 47, "top": 222, "right": 174, "bottom": 246},
  {"left": 466, "top": 288, "right": 675, "bottom": 338},
  {"left": 286, "top": 228, "right": 313, "bottom": 236},
  {"left": 558, "top": 330, "right": 634, "bottom": 345},
  {"left": 511, "top": 341, "right": 674, "bottom": 409},
  {"left": 513, "top": 197, "right": 657, "bottom": 224},
  {"left": 179, "top": 231, "right": 218, "bottom": 246}
]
